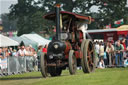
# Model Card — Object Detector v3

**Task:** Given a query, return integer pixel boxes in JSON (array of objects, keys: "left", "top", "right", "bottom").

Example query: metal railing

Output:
[{"left": 0, "top": 56, "right": 38, "bottom": 76}]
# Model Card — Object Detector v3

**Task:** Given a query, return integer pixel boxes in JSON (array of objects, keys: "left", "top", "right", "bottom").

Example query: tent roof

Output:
[
  {"left": 11, "top": 36, "right": 38, "bottom": 46},
  {"left": 10, "top": 36, "right": 22, "bottom": 43},
  {"left": 87, "top": 28, "right": 117, "bottom": 33},
  {"left": 87, "top": 26, "right": 128, "bottom": 33},
  {"left": 117, "top": 25, "right": 128, "bottom": 30},
  {"left": 21, "top": 34, "right": 51, "bottom": 46},
  {"left": 0, "top": 34, "right": 19, "bottom": 47}
]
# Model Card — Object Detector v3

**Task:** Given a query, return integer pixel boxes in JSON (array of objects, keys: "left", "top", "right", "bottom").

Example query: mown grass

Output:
[{"left": 0, "top": 68, "right": 128, "bottom": 85}]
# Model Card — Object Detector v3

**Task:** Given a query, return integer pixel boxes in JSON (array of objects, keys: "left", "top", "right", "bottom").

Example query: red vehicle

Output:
[
  {"left": 87, "top": 25, "right": 128, "bottom": 42},
  {"left": 40, "top": 5, "right": 96, "bottom": 77}
]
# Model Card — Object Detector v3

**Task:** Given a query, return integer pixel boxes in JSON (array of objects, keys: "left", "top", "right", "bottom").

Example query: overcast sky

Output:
[
  {"left": 0, "top": 0, "right": 128, "bottom": 15},
  {"left": 0, "top": 0, "right": 17, "bottom": 15}
]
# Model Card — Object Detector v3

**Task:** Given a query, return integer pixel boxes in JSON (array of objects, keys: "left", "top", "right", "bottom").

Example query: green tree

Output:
[
  {"left": 39, "top": 0, "right": 102, "bottom": 30},
  {"left": 40, "top": 0, "right": 128, "bottom": 29},
  {"left": 9, "top": 0, "right": 44, "bottom": 36},
  {"left": 1, "top": 13, "right": 17, "bottom": 32},
  {"left": 124, "top": 7, "right": 128, "bottom": 24},
  {"left": 40, "top": 0, "right": 100, "bottom": 13},
  {"left": 97, "top": 0, "right": 127, "bottom": 27},
  {"left": 16, "top": 11, "right": 47, "bottom": 36},
  {"left": 9, "top": 0, "right": 128, "bottom": 36}
]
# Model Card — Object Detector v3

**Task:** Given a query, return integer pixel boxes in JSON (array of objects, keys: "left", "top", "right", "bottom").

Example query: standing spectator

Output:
[
  {"left": 0, "top": 48, "right": 3, "bottom": 71},
  {"left": 0, "top": 48, "right": 4, "bottom": 70},
  {"left": 121, "top": 38, "right": 127, "bottom": 58},
  {"left": 25, "top": 46, "right": 30, "bottom": 56},
  {"left": 106, "top": 41, "right": 114, "bottom": 67},
  {"left": 25, "top": 45, "right": 34, "bottom": 56},
  {"left": 33, "top": 49, "right": 38, "bottom": 71},
  {"left": 121, "top": 38, "right": 126, "bottom": 51},
  {"left": 29, "top": 45, "right": 34, "bottom": 56},
  {"left": 25, "top": 46, "right": 34, "bottom": 71},
  {"left": 17, "top": 45, "right": 27, "bottom": 56},
  {"left": 99, "top": 41, "right": 104, "bottom": 60},
  {"left": 12, "top": 49, "right": 18, "bottom": 57},
  {"left": 95, "top": 41, "right": 100, "bottom": 58},
  {"left": 110, "top": 40, "right": 115, "bottom": 66},
  {"left": 103, "top": 51, "right": 107, "bottom": 66},
  {"left": 0, "top": 48, "right": 3, "bottom": 59},
  {"left": 37, "top": 45, "right": 43, "bottom": 58},
  {"left": 124, "top": 47, "right": 128, "bottom": 67},
  {"left": 126, "top": 34, "right": 128, "bottom": 47},
  {"left": 37, "top": 45, "right": 43, "bottom": 71},
  {"left": 104, "top": 41, "right": 109, "bottom": 65},
  {"left": 2, "top": 47, "right": 9, "bottom": 58},
  {"left": 8, "top": 47, "right": 13, "bottom": 56},
  {"left": 1, "top": 48, "right": 8, "bottom": 72},
  {"left": 42, "top": 44, "right": 48, "bottom": 53},
  {"left": 17, "top": 46, "right": 21, "bottom": 51},
  {"left": 115, "top": 40, "right": 124, "bottom": 67},
  {"left": 0, "top": 54, "right": 1, "bottom": 70},
  {"left": 33, "top": 49, "right": 37, "bottom": 59}
]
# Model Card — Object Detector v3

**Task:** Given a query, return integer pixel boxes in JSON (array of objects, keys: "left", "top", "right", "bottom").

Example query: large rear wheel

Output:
[
  {"left": 69, "top": 50, "right": 77, "bottom": 75},
  {"left": 40, "top": 53, "right": 48, "bottom": 78},
  {"left": 82, "top": 39, "right": 95, "bottom": 73}
]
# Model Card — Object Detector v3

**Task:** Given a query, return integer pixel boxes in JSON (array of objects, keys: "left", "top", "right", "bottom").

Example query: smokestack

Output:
[{"left": 55, "top": 4, "right": 61, "bottom": 40}]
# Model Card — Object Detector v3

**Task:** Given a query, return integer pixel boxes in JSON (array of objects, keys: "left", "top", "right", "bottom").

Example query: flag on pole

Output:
[{"left": 114, "top": 19, "right": 124, "bottom": 27}]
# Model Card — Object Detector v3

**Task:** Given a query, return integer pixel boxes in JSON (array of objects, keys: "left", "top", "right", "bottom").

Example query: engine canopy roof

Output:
[{"left": 43, "top": 11, "right": 94, "bottom": 23}]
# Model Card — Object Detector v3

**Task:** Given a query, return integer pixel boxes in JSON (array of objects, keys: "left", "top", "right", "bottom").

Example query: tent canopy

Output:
[
  {"left": 0, "top": 34, "right": 19, "bottom": 47},
  {"left": 21, "top": 34, "right": 51, "bottom": 46},
  {"left": 117, "top": 25, "right": 128, "bottom": 31},
  {"left": 11, "top": 36, "right": 38, "bottom": 50}
]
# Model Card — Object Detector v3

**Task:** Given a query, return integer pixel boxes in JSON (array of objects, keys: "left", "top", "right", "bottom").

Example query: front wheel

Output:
[
  {"left": 40, "top": 53, "right": 48, "bottom": 78},
  {"left": 69, "top": 50, "right": 77, "bottom": 75},
  {"left": 49, "top": 67, "right": 62, "bottom": 77}
]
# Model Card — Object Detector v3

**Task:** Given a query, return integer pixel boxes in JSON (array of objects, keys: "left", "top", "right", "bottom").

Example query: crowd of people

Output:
[
  {"left": 1, "top": 37, "right": 128, "bottom": 73},
  {"left": 0, "top": 45, "right": 37, "bottom": 59},
  {"left": 0, "top": 44, "right": 48, "bottom": 72},
  {"left": 95, "top": 38, "right": 128, "bottom": 69}
]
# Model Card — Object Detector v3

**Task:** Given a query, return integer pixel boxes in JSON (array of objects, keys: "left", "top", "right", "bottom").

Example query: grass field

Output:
[{"left": 0, "top": 68, "right": 128, "bottom": 85}]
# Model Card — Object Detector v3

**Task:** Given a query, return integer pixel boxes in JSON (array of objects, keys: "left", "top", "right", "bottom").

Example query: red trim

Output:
[
  {"left": 117, "top": 31, "right": 128, "bottom": 36},
  {"left": 74, "top": 51, "right": 82, "bottom": 59}
]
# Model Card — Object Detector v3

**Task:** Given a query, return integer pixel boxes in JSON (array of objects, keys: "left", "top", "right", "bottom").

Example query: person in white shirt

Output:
[
  {"left": 106, "top": 41, "right": 115, "bottom": 66},
  {"left": 95, "top": 41, "right": 100, "bottom": 57},
  {"left": 17, "top": 46, "right": 27, "bottom": 57},
  {"left": 99, "top": 42, "right": 104, "bottom": 59}
]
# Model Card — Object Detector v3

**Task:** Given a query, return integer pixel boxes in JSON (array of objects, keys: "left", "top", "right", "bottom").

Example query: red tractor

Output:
[{"left": 40, "top": 5, "right": 96, "bottom": 77}]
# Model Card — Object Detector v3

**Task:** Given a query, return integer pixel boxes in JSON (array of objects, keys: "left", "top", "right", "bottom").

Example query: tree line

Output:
[{"left": 1, "top": 0, "right": 128, "bottom": 36}]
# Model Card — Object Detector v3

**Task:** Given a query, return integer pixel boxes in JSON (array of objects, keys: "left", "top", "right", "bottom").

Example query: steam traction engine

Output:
[{"left": 41, "top": 5, "right": 95, "bottom": 77}]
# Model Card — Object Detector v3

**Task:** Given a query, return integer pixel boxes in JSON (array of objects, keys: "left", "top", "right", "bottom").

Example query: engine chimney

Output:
[{"left": 55, "top": 4, "right": 61, "bottom": 40}]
